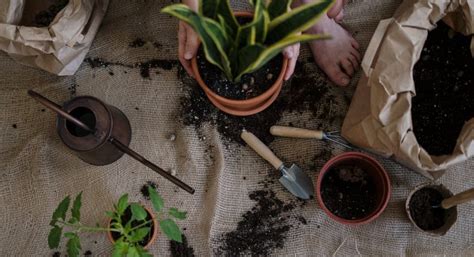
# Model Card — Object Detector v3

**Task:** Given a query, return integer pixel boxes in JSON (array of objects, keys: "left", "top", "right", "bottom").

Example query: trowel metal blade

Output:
[{"left": 279, "top": 164, "right": 314, "bottom": 200}]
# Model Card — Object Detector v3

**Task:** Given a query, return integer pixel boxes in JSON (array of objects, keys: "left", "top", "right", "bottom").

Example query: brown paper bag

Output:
[
  {"left": 0, "top": 0, "right": 109, "bottom": 75},
  {"left": 341, "top": 0, "right": 474, "bottom": 179}
]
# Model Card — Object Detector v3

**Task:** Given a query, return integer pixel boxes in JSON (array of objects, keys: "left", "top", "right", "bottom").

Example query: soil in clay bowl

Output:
[
  {"left": 192, "top": 14, "right": 287, "bottom": 116},
  {"left": 317, "top": 152, "right": 391, "bottom": 225},
  {"left": 109, "top": 205, "right": 157, "bottom": 248},
  {"left": 406, "top": 184, "right": 457, "bottom": 236},
  {"left": 412, "top": 21, "right": 474, "bottom": 156}
]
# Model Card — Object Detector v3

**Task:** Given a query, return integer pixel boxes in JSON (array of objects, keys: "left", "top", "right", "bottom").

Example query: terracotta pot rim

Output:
[
  {"left": 316, "top": 152, "right": 391, "bottom": 225},
  {"left": 107, "top": 204, "right": 159, "bottom": 249},
  {"left": 190, "top": 11, "right": 289, "bottom": 106},
  {"left": 206, "top": 81, "right": 283, "bottom": 116}
]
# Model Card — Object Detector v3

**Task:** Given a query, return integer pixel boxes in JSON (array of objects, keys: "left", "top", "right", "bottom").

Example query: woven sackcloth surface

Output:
[{"left": 0, "top": 0, "right": 473, "bottom": 256}]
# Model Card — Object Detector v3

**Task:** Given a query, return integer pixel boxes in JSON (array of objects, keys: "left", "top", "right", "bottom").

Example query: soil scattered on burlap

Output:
[
  {"left": 215, "top": 178, "right": 308, "bottom": 256},
  {"left": 52, "top": 252, "right": 60, "bottom": 257},
  {"left": 140, "top": 181, "right": 158, "bottom": 200},
  {"left": 321, "top": 165, "right": 377, "bottom": 220},
  {"left": 84, "top": 250, "right": 92, "bottom": 256},
  {"left": 85, "top": 57, "right": 178, "bottom": 79},
  {"left": 409, "top": 187, "right": 447, "bottom": 231},
  {"left": 197, "top": 49, "right": 282, "bottom": 100},
  {"left": 129, "top": 38, "right": 146, "bottom": 48},
  {"left": 412, "top": 21, "right": 474, "bottom": 156},
  {"left": 34, "top": 0, "right": 69, "bottom": 27},
  {"left": 170, "top": 234, "right": 196, "bottom": 257},
  {"left": 180, "top": 61, "right": 338, "bottom": 145}
]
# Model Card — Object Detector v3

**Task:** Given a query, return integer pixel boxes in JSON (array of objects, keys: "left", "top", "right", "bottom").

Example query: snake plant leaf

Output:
[
  {"left": 200, "top": 0, "right": 219, "bottom": 17},
  {"left": 202, "top": 17, "right": 233, "bottom": 79},
  {"left": 161, "top": 4, "right": 225, "bottom": 71},
  {"left": 253, "top": 0, "right": 269, "bottom": 43},
  {"left": 236, "top": 34, "right": 330, "bottom": 80},
  {"left": 267, "top": 0, "right": 334, "bottom": 43},
  {"left": 216, "top": 0, "right": 239, "bottom": 36},
  {"left": 267, "top": 0, "right": 292, "bottom": 19}
]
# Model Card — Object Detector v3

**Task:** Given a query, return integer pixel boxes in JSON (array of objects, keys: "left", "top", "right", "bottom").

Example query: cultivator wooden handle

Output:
[
  {"left": 441, "top": 188, "right": 474, "bottom": 209},
  {"left": 270, "top": 126, "right": 324, "bottom": 140},
  {"left": 241, "top": 130, "right": 283, "bottom": 170}
]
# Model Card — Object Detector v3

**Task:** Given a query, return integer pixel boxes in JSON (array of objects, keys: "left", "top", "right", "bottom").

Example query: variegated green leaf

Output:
[
  {"left": 267, "top": 0, "right": 333, "bottom": 43},
  {"left": 161, "top": 4, "right": 224, "bottom": 71},
  {"left": 236, "top": 34, "right": 330, "bottom": 80},
  {"left": 216, "top": 0, "right": 239, "bottom": 36},
  {"left": 200, "top": 0, "right": 219, "bottom": 17},
  {"left": 267, "top": 0, "right": 292, "bottom": 19},
  {"left": 202, "top": 17, "right": 233, "bottom": 79}
]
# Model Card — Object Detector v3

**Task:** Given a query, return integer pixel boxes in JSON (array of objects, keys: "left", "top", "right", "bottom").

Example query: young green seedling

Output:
[{"left": 48, "top": 186, "right": 187, "bottom": 257}]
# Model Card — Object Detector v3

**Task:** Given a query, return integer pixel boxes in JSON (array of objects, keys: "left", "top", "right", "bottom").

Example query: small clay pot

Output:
[
  {"left": 405, "top": 183, "right": 457, "bottom": 236},
  {"left": 107, "top": 205, "right": 158, "bottom": 249},
  {"left": 316, "top": 152, "right": 391, "bottom": 225},
  {"left": 191, "top": 11, "right": 289, "bottom": 116}
]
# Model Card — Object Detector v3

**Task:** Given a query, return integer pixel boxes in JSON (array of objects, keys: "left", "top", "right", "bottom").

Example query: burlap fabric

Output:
[{"left": 1, "top": 0, "right": 473, "bottom": 256}]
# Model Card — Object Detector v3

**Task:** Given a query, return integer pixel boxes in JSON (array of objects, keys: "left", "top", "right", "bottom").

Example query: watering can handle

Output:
[
  {"left": 441, "top": 188, "right": 474, "bottom": 209},
  {"left": 241, "top": 130, "right": 283, "bottom": 170},
  {"left": 28, "top": 90, "right": 95, "bottom": 133},
  {"left": 28, "top": 90, "right": 195, "bottom": 195},
  {"left": 270, "top": 126, "right": 324, "bottom": 140}
]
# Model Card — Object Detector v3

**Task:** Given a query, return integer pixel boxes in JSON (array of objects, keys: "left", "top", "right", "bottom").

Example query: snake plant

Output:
[{"left": 162, "top": 0, "right": 333, "bottom": 82}]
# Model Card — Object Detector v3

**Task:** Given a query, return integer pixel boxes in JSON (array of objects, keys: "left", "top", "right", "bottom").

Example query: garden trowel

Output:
[{"left": 241, "top": 130, "right": 314, "bottom": 199}]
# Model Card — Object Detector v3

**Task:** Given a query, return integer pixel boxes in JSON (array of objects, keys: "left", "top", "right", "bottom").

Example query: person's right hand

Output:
[{"left": 178, "top": 21, "right": 200, "bottom": 78}]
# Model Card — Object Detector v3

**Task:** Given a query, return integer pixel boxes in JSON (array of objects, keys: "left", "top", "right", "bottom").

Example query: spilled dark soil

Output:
[
  {"left": 180, "top": 61, "right": 346, "bottom": 145},
  {"left": 140, "top": 181, "right": 158, "bottom": 200},
  {"left": 215, "top": 178, "right": 308, "bottom": 256},
  {"left": 170, "top": 234, "right": 195, "bottom": 257},
  {"left": 412, "top": 22, "right": 474, "bottom": 156},
  {"left": 84, "top": 57, "right": 178, "bottom": 79}
]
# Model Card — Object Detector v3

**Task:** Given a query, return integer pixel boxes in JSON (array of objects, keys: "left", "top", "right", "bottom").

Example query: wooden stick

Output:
[
  {"left": 442, "top": 188, "right": 474, "bottom": 209},
  {"left": 270, "top": 126, "right": 324, "bottom": 140},
  {"left": 241, "top": 130, "right": 283, "bottom": 170}
]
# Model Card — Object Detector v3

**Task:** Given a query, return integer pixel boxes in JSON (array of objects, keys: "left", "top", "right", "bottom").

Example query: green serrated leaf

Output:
[
  {"left": 129, "top": 227, "right": 150, "bottom": 243},
  {"left": 169, "top": 208, "right": 187, "bottom": 220},
  {"left": 71, "top": 192, "right": 82, "bottom": 221},
  {"left": 50, "top": 196, "right": 71, "bottom": 226},
  {"left": 68, "top": 217, "right": 78, "bottom": 224},
  {"left": 127, "top": 246, "right": 140, "bottom": 257},
  {"left": 65, "top": 233, "right": 81, "bottom": 257},
  {"left": 147, "top": 186, "right": 164, "bottom": 212},
  {"left": 112, "top": 239, "right": 128, "bottom": 257},
  {"left": 117, "top": 194, "right": 129, "bottom": 215},
  {"left": 105, "top": 211, "right": 116, "bottom": 219},
  {"left": 130, "top": 203, "right": 147, "bottom": 221},
  {"left": 160, "top": 219, "right": 182, "bottom": 243},
  {"left": 136, "top": 246, "right": 153, "bottom": 257},
  {"left": 48, "top": 226, "right": 62, "bottom": 249}
]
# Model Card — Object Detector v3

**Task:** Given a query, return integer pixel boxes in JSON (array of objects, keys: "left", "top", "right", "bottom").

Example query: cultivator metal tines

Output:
[{"left": 270, "top": 126, "right": 352, "bottom": 149}]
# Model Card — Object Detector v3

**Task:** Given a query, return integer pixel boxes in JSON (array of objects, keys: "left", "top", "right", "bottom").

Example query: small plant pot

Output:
[
  {"left": 316, "top": 152, "right": 391, "bottom": 225},
  {"left": 107, "top": 205, "right": 159, "bottom": 249},
  {"left": 191, "top": 11, "right": 289, "bottom": 116},
  {"left": 405, "top": 183, "right": 457, "bottom": 236}
]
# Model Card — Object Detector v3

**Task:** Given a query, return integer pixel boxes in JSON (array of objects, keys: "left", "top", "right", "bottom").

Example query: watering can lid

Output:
[{"left": 57, "top": 96, "right": 113, "bottom": 152}]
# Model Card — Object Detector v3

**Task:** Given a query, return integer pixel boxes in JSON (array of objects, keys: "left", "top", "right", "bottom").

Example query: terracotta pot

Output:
[
  {"left": 107, "top": 205, "right": 159, "bottom": 249},
  {"left": 316, "top": 152, "right": 391, "bottom": 225},
  {"left": 190, "top": 11, "right": 289, "bottom": 116}
]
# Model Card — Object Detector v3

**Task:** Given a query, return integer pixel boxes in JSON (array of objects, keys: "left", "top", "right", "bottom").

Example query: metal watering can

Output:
[{"left": 28, "top": 90, "right": 194, "bottom": 194}]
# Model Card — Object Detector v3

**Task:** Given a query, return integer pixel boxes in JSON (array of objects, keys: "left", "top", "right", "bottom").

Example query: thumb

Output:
[{"left": 184, "top": 28, "right": 199, "bottom": 60}]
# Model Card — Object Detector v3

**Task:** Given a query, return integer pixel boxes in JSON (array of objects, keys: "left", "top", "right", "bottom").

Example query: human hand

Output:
[
  {"left": 178, "top": 21, "right": 199, "bottom": 78},
  {"left": 282, "top": 43, "right": 300, "bottom": 81}
]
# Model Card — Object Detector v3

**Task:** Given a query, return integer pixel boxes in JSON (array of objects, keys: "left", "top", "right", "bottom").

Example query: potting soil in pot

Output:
[
  {"left": 321, "top": 165, "right": 377, "bottom": 220},
  {"left": 412, "top": 22, "right": 474, "bottom": 156},
  {"left": 111, "top": 206, "right": 154, "bottom": 246},
  {"left": 197, "top": 49, "right": 283, "bottom": 100},
  {"left": 409, "top": 187, "right": 447, "bottom": 231}
]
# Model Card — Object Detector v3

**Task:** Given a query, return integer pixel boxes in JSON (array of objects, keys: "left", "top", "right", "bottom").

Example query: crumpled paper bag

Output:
[
  {"left": 0, "top": 0, "right": 109, "bottom": 75},
  {"left": 341, "top": 0, "right": 474, "bottom": 179}
]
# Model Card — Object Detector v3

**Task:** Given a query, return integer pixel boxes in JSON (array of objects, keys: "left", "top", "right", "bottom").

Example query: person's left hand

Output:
[{"left": 282, "top": 43, "right": 301, "bottom": 81}]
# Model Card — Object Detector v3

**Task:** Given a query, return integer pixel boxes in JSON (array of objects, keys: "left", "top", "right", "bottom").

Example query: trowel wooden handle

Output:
[
  {"left": 241, "top": 130, "right": 283, "bottom": 170},
  {"left": 270, "top": 126, "right": 324, "bottom": 140},
  {"left": 442, "top": 188, "right": 474, "bottom": 209}
]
